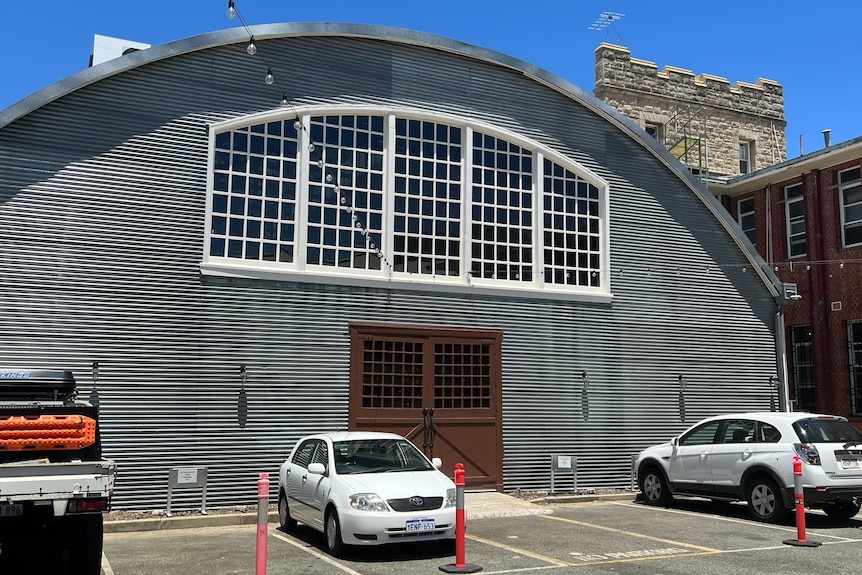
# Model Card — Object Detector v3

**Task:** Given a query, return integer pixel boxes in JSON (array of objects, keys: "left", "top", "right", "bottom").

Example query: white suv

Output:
[{"left": 636, "top": 412, "right": 862, "bottom": 522}]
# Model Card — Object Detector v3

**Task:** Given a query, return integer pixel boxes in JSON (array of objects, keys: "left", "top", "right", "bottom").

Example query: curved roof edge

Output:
[{"left": 0, "top": 22, "right": 783, "bottom": 300}]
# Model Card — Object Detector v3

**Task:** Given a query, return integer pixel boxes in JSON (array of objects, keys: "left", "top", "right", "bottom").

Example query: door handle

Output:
[
  {"left": 302, "top": 473, "right": 309, "bottom": 483},
  {"left": 428, "top": 408, "right": 436, "bottom": 448},
  {"left": 422, "top": 408, "right": 429, "bottom": 447},
  {"left": 700, "top": 451, "right": 708, "bottom": 459}
]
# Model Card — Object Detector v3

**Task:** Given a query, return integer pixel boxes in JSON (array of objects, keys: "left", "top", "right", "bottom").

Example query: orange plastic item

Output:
[{"left": 0, "top": 415, "right": 96, "bottom": 451}]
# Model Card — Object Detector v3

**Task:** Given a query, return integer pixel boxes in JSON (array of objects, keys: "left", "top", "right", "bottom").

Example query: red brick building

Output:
[{"left": 712, "top": 136, "right": 862, "bottom": 423}]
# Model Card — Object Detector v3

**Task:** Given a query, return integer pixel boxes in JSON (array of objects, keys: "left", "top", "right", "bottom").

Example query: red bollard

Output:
[
  {"left": 256, "top": 472, "right": 270, "bottom": 574},
  {"left": 440, "top": 463, "right": 482, "bottom": 573},
  {"left": 783, "top": 455, "right": 821, "bottom": 547}
]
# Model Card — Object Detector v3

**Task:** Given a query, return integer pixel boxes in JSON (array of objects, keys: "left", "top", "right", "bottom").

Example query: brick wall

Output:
[{"left": 751, "top": 158, "right": 862, "bottom": 420}]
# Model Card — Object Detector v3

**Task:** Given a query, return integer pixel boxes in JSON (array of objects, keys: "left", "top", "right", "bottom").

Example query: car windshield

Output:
[
  {"left": 332, "top": 439, "right": 435, "bottom": 474},
  {"left": 793, "top": 418, "right": 862, "bottom": 444}
]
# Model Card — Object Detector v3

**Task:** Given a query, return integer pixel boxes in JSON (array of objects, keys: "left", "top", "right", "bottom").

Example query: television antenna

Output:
[{"left": 588, "top": 11, "right": 625, "bottom": 44}]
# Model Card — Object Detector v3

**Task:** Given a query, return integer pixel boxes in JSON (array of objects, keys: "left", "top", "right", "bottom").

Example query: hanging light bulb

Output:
[
  {"left": 308, "top": 143, "right": 315, "bottom": 153},
  {"left": 264, "top": 68, "right": 275, "bottom": 85},
  {"left": 227, "top": 0, "right": 236, "bottom": 19},
  {"left": 294, "top": 120, "right": 301, "bottom": 131},
  {"left": 281, "top": 94, "right": 289, "bottom": 107},
  {"left": 246, "top": 37, "right": 257, "bottom": 55}
]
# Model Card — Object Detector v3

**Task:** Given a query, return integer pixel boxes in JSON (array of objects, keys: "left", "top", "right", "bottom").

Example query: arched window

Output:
[{"left": 203, "top": 109, "right": 610, "bottom": 300}]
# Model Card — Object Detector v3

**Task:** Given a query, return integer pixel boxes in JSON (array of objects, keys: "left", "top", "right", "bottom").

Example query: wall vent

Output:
[{"left": 831, "top": 301, "right": 842, "bottom": 311}]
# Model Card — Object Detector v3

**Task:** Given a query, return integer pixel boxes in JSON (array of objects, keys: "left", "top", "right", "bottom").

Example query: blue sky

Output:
[{"left": 4, "top": 1, "right": 860, "bottom": 158}]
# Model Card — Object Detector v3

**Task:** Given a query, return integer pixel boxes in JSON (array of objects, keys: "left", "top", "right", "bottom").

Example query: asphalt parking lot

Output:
[{"left": 101, "top": 496, "right": 862, "bottom": 575}]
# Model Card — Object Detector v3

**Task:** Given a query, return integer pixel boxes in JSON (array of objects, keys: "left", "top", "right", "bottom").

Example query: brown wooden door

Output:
[{"left": 348, "top": 323, "right": 503, "bottom": 490}]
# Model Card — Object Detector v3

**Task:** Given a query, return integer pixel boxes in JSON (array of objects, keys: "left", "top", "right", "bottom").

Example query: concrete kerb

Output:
[{"left": 103, "top": 492, "right": 638, "bottom": 533}]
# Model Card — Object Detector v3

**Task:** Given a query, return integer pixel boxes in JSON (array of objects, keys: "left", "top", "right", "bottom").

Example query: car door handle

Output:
[
  {"left": 700, "top": 451, "right": 708, "bottom": 458},
  {"left": 302, "top": 473, "right": 309, "bottom": 483}
]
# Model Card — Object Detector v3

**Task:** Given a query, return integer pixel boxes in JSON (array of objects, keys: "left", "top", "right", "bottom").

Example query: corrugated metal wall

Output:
[{"left": 0, "top": 30, "right": 778, "bottom": 509}]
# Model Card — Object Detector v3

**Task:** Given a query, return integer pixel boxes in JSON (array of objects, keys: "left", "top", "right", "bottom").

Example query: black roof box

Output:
[{"left": 0, "top": 369, "right": 77, "bottom": 400}]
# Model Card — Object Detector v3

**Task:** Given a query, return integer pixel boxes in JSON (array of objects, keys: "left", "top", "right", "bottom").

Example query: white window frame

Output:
[
  {"left": 737, "top": 197, "right": 755, "bottom": 245},
  {"left": 784, "top": 183, "right": 805, "bottom": 258},
  {"left": 840, "top": 166, "right": 862, "bottom": 248},
  {"left": 738, "top": 141, "right": 751, "bottom": 174},
  {"left": 201, "top": 106, "right": 612, "bottom": 302}
]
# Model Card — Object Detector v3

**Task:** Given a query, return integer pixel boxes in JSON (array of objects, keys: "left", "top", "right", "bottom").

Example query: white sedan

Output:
[{"left": 277, "top": 431, "right": 457, "bottom": 556}]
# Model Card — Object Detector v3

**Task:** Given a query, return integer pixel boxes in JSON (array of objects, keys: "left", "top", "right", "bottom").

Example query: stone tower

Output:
[{"left": 593, "top": 43, "right": 786, "bottom": 179}]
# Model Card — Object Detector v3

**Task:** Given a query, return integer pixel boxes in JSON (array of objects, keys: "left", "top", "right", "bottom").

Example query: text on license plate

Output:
[
  {"left": 841, "top": 458, "right": 861, "bottom": 469},
  {"left": 406, "top": 519, "right": 435, "bottom": 532},
  {"left": 0, "top": 504, "right": 23, "bottom": 517}
]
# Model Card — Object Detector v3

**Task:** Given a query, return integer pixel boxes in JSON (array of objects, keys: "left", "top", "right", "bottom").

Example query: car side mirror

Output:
[
  {"left": 308, "top": 462, "right": 326, "bottom": 475},
  {"left": 670, "top": 437, "right": 679, "bottom": 448},
  {"left": 431, "top": 457, "right": 443, "bottom": 469}
]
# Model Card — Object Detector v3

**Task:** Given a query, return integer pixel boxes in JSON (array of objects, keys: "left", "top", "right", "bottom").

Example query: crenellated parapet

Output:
[{"left": 594, "top": 43, "right": 786, "bottom": 177}]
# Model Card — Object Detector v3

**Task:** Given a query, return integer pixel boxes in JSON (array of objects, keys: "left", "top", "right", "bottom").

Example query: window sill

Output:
[{"left": 200, "top": 260, "right": 614, "bottom": 303}]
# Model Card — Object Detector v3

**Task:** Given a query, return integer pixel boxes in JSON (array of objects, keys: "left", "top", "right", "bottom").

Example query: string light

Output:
[
  {"left": 227, "top": 0, "right": 236, "bottom": 19},
  {"left": 246, "top": 37, "right": 257, "bottom": 55},
  {"left": 264, "top": 68, "right": 275, "bottom": 85}
]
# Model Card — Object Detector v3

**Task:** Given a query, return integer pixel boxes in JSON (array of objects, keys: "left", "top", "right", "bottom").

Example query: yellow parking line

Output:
[
  {"left": 539, "top": 514, "right": 720, "bottom": 553},
  {"left": 465, "top": 533, "right": 572, "bottom": 566},
  {"left": 466, "top": 530, "right": 717, "bottom": 569}
]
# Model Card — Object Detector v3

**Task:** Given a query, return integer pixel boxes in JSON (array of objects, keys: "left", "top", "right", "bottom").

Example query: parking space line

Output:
[
  {"left": 538, "top": 514, "right": 720, "bottom": 553},
  {"left": 270, "top": 531, "right": 364, "bottom": 575},
  {"left": 467, "top": 530, "right": 716, "bottom": 569},
  {"left": 610, "top": 501, "right": 862, "bottom": 541},
  {"left": 465, "top": 533, "right": 571, "bottom": 566}
]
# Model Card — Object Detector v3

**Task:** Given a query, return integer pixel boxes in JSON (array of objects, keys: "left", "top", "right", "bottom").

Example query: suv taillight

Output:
[{"left": 793, "top": 443, "right": 821, "bottom": 465}]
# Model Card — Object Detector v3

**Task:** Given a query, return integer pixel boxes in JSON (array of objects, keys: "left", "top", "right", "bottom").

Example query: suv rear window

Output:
[{"left": 793, "top": 418, "right": 862, "bottom": 443}]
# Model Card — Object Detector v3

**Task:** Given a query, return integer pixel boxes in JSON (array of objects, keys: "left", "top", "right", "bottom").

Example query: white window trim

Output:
[
  {"left": 839, "top": 166, "right": 862, "bottom": 248},
  {"left": 738, "top": 141, "right": 751, "bottom": 174},
  {"left": 784, "top": 183, "right": 805, "bottom": 258},
  {"left": 737, "top": 197, "right": 755, "bottom": 245},
  {"left": 201, "top": 105, "right": 612, "bottom": 302}
]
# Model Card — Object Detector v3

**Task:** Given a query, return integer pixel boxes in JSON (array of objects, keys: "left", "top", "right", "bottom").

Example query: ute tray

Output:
[{"left": 0, "top": 370, "right": 77, "bottom": 401}]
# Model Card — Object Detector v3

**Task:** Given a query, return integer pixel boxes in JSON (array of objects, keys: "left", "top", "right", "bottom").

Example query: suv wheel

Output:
[
  {"left": 746, "top": 476, "right": 787, "bottom": 523},
  {"left": 639, "top": 466, "right": 672, "bottom": 507},
  {"left": 824, "top": 502, "right": 861, "bottom": 521}
]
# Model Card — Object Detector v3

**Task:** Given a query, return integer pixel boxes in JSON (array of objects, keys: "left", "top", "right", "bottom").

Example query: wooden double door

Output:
[{"left": 348, "top": 322, "right": 503, "bottom": 490}]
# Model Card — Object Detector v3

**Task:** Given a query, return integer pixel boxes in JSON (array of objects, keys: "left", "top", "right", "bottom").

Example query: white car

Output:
[
  {"left": 277, "top": 431, "right": 456, "bottom": 555},
  {"left": 635, "top": 412, "right": 862, "bottom": 522}
]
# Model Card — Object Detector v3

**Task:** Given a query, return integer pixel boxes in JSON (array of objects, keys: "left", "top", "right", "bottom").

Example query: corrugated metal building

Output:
[{"left": 0, "top": 24, "right": 788, "bottom": 510}]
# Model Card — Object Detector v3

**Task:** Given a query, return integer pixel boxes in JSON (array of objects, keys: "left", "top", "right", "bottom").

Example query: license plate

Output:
[
  {"left": 406, "top": 519, "right": 435, "bottom": 532},
  {"left": 0, "top": 504, "right": 23, "bottom": 517},
  {"left": 841, "top": 458, "right": 861, "bottom": 470}
]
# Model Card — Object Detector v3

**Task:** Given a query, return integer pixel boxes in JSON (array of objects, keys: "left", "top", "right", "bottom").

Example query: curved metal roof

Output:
[{"left": 0, "top": 22, "right": 782, "bottom": 299}]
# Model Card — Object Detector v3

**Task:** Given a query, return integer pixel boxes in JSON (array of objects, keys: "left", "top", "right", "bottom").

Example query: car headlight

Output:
[
  {"left": 349, "top": 493, "right": 389, "bottom": 512},
  {"left": 445, "top": 488, "right": 456, "bottom": 508}
]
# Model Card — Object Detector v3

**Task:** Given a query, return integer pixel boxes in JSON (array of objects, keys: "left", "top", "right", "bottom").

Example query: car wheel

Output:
[
  {"left": 824, "top": 502, "right": 861, "bottom": 520},
  {"left": 278, "top": 491, "right": 297, "bottom": 531},
  {"left": 746, "top": 476, "right": 787, "bottom": 523},
  {"left": 325, "top": 509, "right": 345, "bottom": 557},
  {"left": 639, "top": 466, "right": 672, "bottom": 507}
]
